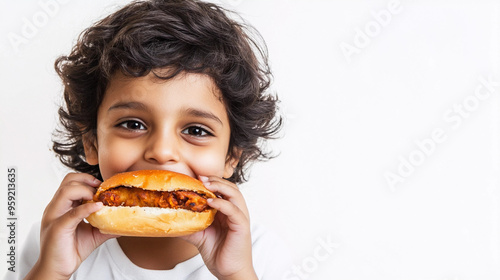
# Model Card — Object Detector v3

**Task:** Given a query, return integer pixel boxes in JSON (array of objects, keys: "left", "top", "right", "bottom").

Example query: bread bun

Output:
[{"left": 86, "top": 170, "right": 216, "bottom": 237}]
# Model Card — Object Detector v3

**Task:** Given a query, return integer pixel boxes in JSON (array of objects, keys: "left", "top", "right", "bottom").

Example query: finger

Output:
[
  {"left": 199, "top": 176, "right": 241, "bottom": 200},
  {"left": 90, "top": 230, "right": 121, "bottom": 253},
  {"left": 54, "top": 173, "right": 101, "bottom": 202},
  {"left": 57, "top": 202, "right": 103, "bottom": 232},
  {"left": 62, "top": 172, "right": 102, "bottom": 188},
  {"left": 45, "top": 174, "right": 101, "bottom": 221},
  {"left": 199, "top": 176, "right": 239, "bottom": 192},
  {"left": 46, "top": 184, "right": 97, "bottom": 221},
  {"left": 207, "top": 198, "right": 249, "bottom": 231},
  {"left": 199, "top": 176, "right": 250, "bottom": 218}
]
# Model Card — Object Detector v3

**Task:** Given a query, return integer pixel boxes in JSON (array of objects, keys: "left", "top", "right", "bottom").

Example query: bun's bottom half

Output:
[{"left": 86, "top": 206, "right": 216, "bottom": 237}]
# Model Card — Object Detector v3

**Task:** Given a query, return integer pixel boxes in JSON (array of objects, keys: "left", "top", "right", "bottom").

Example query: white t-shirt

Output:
[{"left": 12, "top": 221, "right": 291, "bottom": 280}]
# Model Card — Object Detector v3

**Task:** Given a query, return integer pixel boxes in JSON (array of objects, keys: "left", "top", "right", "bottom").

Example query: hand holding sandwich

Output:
[
  {"left": 25, "top": 173, "right": 116, "bottom": 280},
  {"left": 181, "top": 176, "right": 258, "bottom": 280}
]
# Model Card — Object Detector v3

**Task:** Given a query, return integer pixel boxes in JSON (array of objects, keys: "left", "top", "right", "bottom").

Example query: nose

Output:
[{"left": 144, "top": 129, "right": 181, "bottom": 165}]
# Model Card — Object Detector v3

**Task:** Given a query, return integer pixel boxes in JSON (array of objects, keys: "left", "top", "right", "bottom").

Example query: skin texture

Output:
[{"left": 26, "top": 72, "right": 257, "bottom": 280}]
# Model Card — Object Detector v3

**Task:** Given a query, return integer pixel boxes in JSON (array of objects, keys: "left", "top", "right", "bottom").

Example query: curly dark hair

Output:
[{"left": 52, "top": 0, "right": 282, "bottom": 183}]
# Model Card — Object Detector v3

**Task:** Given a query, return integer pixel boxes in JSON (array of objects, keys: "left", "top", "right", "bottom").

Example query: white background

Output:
[{"left": 1, "top": 0, "right": 500, "bottom": 279}]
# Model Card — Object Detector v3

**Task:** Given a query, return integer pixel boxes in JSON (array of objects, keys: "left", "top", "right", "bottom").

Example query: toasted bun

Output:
[{"left": 86, "top": 170, "right": 216, "bottom": 237}]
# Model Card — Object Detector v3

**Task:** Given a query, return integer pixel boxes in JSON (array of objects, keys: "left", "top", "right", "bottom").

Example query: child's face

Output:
[{"left": 84, "top": 71, "right": 237, "bottom": 181}]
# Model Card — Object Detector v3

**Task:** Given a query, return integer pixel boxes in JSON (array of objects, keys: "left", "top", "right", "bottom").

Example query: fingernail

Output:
[
  {"left": 207, "top": 198, "right": 213, "bottom": 203},
  {"left": 199, "top": 176, "right": 209, "bottom": 182},
  {"left": 93, "top": 178, "right": 102, "bottom": 185},
  {"left": 199, "top": 176, "right": 210, "bottom": 186}
]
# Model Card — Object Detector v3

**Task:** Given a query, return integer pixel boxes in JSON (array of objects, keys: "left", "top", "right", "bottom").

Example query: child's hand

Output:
[
  {"left": 25, "top": 173, "right": 117, "bottom": 280},
  {"left": 180, "top": 176, "right": 258, "bottom": 280}
]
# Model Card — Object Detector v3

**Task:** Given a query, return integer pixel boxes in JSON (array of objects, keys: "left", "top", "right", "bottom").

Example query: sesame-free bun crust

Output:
[
  {"left": 86, "top": 170, "right": 216, "bottom": 237},
  {"left": 97, "top": 169, "right": 216, "bottom": 196}
]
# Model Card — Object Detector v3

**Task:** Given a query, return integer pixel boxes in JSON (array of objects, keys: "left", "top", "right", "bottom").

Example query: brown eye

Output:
[
  {"left": 181, "top": 126, "right": 212, "bottom": 137},
  {"left": 118, "top": 120, "right": 146, "bottom": 130}
]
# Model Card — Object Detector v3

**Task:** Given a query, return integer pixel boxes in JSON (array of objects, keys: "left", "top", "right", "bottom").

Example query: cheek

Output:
[
  {"left": 187, "top": 147, "right": 228, "bottom": 178},
  {"left": 97, "top": 136, "right": 142, "bottom": 180}
]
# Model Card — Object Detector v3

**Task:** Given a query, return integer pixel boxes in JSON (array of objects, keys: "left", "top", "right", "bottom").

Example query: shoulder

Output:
[{"left": 250, "top": 224, "right": 292, "bottom": 280}]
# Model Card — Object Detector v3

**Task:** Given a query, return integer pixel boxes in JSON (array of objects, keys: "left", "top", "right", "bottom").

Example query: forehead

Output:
[
  {"left": 105, "top": 70, "right": 223, "bottom": 100},
  {"left": 101, "top": 71, "right": 223, "bottom": 107}
]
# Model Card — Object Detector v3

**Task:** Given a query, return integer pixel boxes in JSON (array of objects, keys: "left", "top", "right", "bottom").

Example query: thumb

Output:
[
  {"left": 178, "top": 230, "right": 205, "bottom": 247},
  {"left": 92, "top": 230, "right": 120, "bottom": 248}
]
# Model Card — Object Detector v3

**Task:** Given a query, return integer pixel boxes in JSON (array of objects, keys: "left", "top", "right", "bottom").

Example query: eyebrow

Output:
[
  {"left": 183, "top": 108, "right": 223, "bottom": 126},
  {"left": 107, "top": 101, "right": 149, "bottom": 112}
]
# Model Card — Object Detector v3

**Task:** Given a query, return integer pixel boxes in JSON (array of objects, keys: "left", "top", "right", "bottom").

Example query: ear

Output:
[
  {"left": 82, "top": 131, "right": 99, "bottom": 165},
  {"left": 223, "top": 148, "right": 242, "bottom": 179}
]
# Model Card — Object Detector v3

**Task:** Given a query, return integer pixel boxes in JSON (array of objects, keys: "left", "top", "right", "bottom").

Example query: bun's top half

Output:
[{"left": 97, "top": 170, "right": 215, "bottom": 198}]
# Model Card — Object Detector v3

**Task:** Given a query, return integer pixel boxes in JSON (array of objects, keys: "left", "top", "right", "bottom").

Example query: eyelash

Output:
[
  {"left": 117, "top": 120, "right": 146, "bottom": 131},
  {"left": 116, "top": 120, "right": 214, "bottom": 137},
  {"left": 181, "top": 126, "right": 214, "bottom": 137}
]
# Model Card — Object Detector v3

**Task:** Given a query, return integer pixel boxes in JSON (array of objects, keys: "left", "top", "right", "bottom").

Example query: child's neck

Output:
[{"left": 117, "top": 236, "right": 199, "bottom": 270}]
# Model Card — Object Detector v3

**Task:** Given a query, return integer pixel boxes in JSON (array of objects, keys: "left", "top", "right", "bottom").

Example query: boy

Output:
[{"left": 19, "top": 0, "right": 288, "bottom": 279}]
